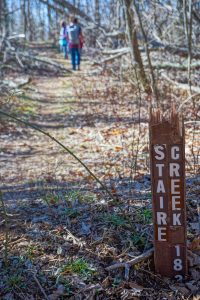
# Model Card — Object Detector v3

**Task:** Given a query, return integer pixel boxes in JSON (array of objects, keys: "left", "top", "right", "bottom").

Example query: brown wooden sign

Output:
[{"left": 149, "top": 108, "right": 187, "bottom": 279}]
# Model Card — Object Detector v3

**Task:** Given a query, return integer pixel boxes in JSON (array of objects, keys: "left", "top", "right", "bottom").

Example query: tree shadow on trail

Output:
[
  {"left": 0, "top": 179, "right": 92, "bottom": 204},
  {"left": 29, "top": 113, "right": 148, "bottom": 129},
  {"left": 0, "top": 174, "right": 154, "bottom": 214}
]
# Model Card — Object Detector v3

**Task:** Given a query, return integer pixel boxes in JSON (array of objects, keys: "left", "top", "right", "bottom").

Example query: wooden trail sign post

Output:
[{"left": 149, "top": 109, "right": 187, "bottom": 279}]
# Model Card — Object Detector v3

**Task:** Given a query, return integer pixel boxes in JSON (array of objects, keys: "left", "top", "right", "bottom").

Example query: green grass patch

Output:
[
  {"left": 131, "top": 233, "right": 146, "bottom": 249},
  {"left": 16, "top": 94, "right": 35, "bottom": 102},
  {"left": 65, "top": 207, "right": 80, "bottom": 218},
  {"left": 7, "top": 274, "right": 24, "bottom": 289},
  {"left": 136, "top": 208, "right": 152, "bottom": 224},
  {"left": 17, "top": 104, "right": 37, "bottom": 115},
  {"left": 65, "top": 190, "right": 96, "bottom": 204},
  {"left": 56, "top": 278, "right": 73, "bottom": 296},
  {"left": 103, "top": 213, "right": 129, "bottom": 227},
  {"left": 55, "top": 105, "right": 71, "bottom": 114},
  {"left": 43, "top": 191, "right": 61, "bottom": 205},
  {"left": 26, "top": 244, "right": 44, "bottom": 260},
  {"left": 61, "top": 258, "right": 95, "bottom": 278},
  {"left": 14, "top": 93, "right": 39, "bottom": 117}
]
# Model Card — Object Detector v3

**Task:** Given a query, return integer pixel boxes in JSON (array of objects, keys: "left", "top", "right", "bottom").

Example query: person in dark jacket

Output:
[{"left": 67, "top": 16, "right": 82, "bottom": 70}]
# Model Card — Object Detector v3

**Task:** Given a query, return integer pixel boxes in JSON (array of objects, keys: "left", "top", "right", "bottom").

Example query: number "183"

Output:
[{"left": 174, "top": 245, "right": 183, "bottom": 281}]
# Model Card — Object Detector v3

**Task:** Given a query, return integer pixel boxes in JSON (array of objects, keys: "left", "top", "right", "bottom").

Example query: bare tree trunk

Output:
[
  {"left": 133, "top": 0, "right": 159, "bottom": 106},
  {"left": 85, "top": 0, "right": 90, "bottom": 15},
  {"left": 38, "top": 1, "right": 45, "bottom": 41},
  {"left": 9, "top": 0, "right": 16, "bottom": 35},
  {"left": 90, "top": 0, "right": 100, "bottom": 47},
  {"left": 47, "top": 0, "right": 52, "bottom": 40},
  {"left": 1, "top": 0, "right": 9, "bottom": 36},
  {"left": 77, "top": 0, "right": 81, "bottom": 9},
  {"left": 95, "top": 0, "right": 100, "bottom": 26},
  {"left": 28, "top": 0, "right": 34, "bottom": 41},
  {"left": 116, "top": 0, "right": 121, "bottom": 29},
  {"left": 188, "top": 0, "right": 193, "bottom": 94},
  {"left": 23, "top": 0, "right": 27, "bottom": 39},
  {"left": 123, "top": 0, "right": 150, "bottom": 91},
  {"left": 183, "top": 0, "right": 189, "bottom": 39},
  {"left": 183, "top": 0, "right": 193, "bottom": 94},
  {"left": 0, "top": 0, "right": 3, "bottom": 34}
]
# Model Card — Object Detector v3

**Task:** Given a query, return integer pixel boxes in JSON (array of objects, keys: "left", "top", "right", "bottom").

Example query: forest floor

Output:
[{"left": 0, "top": 45, "right": 200, "bottom": 300}]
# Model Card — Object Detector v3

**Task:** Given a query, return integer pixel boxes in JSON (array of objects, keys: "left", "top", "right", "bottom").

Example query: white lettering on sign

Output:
[
  {"left": 171, "top": 179, "right": 180, "bottom": 194},
  {"left": 158, "top": 227, "right": 167, "bottom": 241},
  {"left": 175, "top": 274, "right": 183, "bottom": 281},
  {"left": 170, "top": 163, "right": 180, "bottom": 177},
  {"left": 157, "top": 212, "right": 167, "bottom": 225},
  {"left": 156, "top": 164, "right": 164, "bottom": 176},
  {"left": 173, "top": 259, "right": 183, "bottom": 271},
  {"left": 159, "top": 196, "right": 164, "bottom": 209},
  {"left": 171, "top": 146, "right": 180, "bottom": 160},
  {"left": 156, "top": 180, "right": 166, "bottom": 193},
  {"left": 153, "top": 143, "right": 185, "bottom": 278},
  {"left": 154, "top": 145, "right": 165, "bottom": 160},
  {"left": 172, "top": 196, "right": 181, "bottom": 210},
  {"left": 175, "top": 245, "right": 181, "bottom": 257},
  {"left": 173, "top": 213, "right": 181, "bottom": 225},
  {"left": 174, "top": 245, "right": 183, "bottom": 279}
]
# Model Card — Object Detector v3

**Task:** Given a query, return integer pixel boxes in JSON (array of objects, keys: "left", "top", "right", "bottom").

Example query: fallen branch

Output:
[
  {"left": 104, "top": 31, "right": 126, "bottom": 39},
  {"left": 0, "top": 77, "right": 30, "bottom": 95},
  {"left": 39, "top": 0, "right": 70, "bottom": 16},
  {"left": 9, "top": 50, "right": 71, "bottom": 73},
  {"left": 153, "top": 60, "right": 200, "bottom": 70},
  {"left": 92, "top": 51, "right": 130, "bottom": 66},
  {"left": 0, "top": 36, "right": 71, "bottom": 74},
  {"left": 102, "top": 47, "right": 129, "bottom": 55},
  {"left": 32, "top": 273, "right": 49, "bottom": 300},
  {"left": 184, "top": 121, "right": 200, "bottom": 125},
  {"left": 150, "top": 32, "right": 200, "bottom": 59},
  {"left": 51, "top": 0, "right": 93, "bottom": 22},
  {"left": 0, "top": 191, "right": 9, "bottom": 267},
  {"left": 161, "top": 72, "right": 200, "bottom": 93},
  {"left": 105, "top": 248, "right": 154, "bottom": 271},
  {"left": 178, "top": 92, "right": 200, "bottom": 112},
  {"left": 163, "top": 44, "right": 200, "bottom": 60},
  {"left": 102, "top": 42, "right": 200, "bottom": 60}
]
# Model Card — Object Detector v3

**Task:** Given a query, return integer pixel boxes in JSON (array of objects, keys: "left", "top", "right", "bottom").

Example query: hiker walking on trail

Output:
[
  {"left": 67, "top": 16, "right": 82, "bottom": 71},
  {"left": 59, "top": 20, "right": 68, "bottom": 59},
  {"left": 74, "top": 18, "right": 84, "bottom": 61}
]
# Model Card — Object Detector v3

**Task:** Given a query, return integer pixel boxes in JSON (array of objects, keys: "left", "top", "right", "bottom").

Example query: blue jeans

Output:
[
  {"left": 63, "top": 44, "right": 68, "bottom": 58},
  {"left": 70, "top": 48, "right": 80, "bottom": 70},
  {"left": 59, "top": 40, "right": 68, "bottom": 58}
]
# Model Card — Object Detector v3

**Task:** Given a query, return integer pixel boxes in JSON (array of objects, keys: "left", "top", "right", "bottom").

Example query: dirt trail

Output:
[{"left": 1, "top": 53, "right": 90, "bottom": 187}]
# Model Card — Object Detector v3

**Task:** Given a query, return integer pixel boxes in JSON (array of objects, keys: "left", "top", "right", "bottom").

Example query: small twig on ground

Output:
[
  {"left": 139, "top": 268, "right": 171, "bottom": 287},
  {"left": 32, "top": 273, "right": 49, "bottom": 300},
  {"left": 184, "top": 121, "right": 200, "bottom": 125},
  {"left": 178, "top": 92, "right": 200, "bottom": 112},
  {"left": 0, "top": 191, "right": 9, "bottom": 267},
  {"left": 161, "top": 72, "right": 200, "bottom": 93},
  {"left": 8, "top": 237, "right": 27, "bottom": 246},
  {"left": 105, "top": 247, "right": 154, "bottom": 271},
  {"left": 64, "top": 228, "right": 84, "bottom": 247}
]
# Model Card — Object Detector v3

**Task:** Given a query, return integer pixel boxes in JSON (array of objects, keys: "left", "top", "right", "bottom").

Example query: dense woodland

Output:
[{"left": 0, "top": 0, "right": 200, "bottom": 299}]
